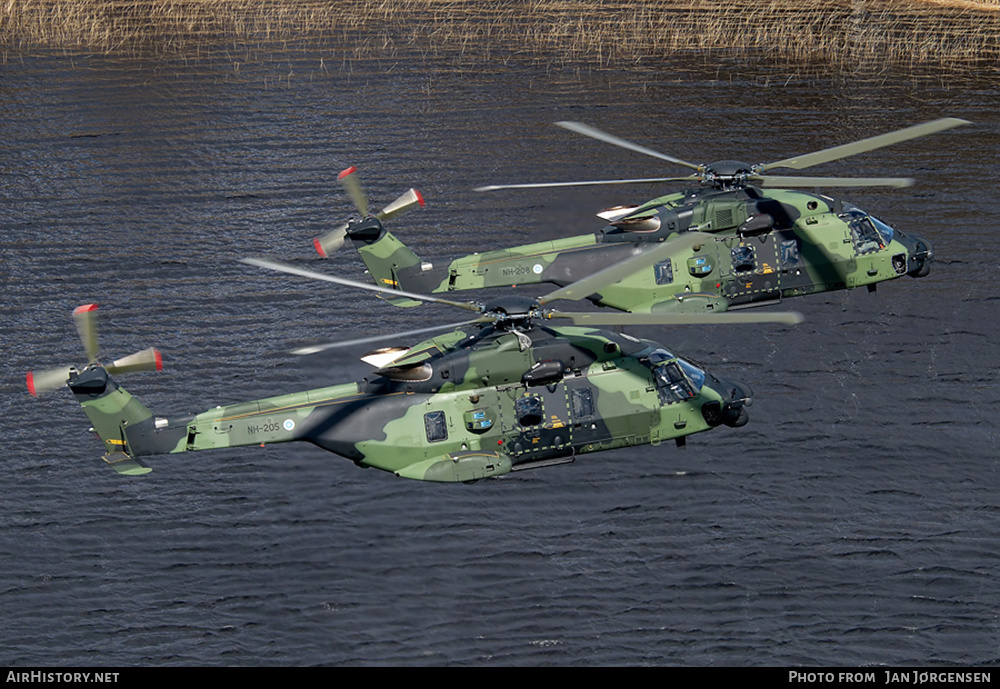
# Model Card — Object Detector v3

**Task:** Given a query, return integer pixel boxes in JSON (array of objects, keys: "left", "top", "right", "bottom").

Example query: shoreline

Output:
[{"left": 2, "top": 1, "right": 999, "bottom": 75}]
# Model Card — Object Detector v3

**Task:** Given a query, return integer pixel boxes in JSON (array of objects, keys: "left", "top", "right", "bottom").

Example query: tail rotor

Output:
[
  {"left": 26, "top": 303, "right": 163, "bottom": 396},
  {"left": 313, "top": 166, "right": 425, "bottom": 257}
]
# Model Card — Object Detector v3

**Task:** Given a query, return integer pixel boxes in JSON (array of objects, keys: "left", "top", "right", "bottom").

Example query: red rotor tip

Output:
[
  {"left": 313, "top": 237, "right": 328, "bottom": 258},
  {"left": 338, "top": 166, "right": 358, "bottom": 180},
  {"left": 415, "top": 190, "right": 425, "bottom": 207},
  {"left": 73, "top": 303, "right": 98, "bottom": 315},
  {"left": 26, "top": 371, "right": 36, "bottom": 397},
  {"left": 154, "top": 349, "right": 163, "bottom": 371}
]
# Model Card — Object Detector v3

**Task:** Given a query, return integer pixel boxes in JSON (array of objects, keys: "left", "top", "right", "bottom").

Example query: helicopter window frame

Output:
[
  {"left": 424, "top": 410, "right": 449, "bottom": 443},
  {"left": 845, "top": 210, "right": 892, "bottom": 256},
  {"left": 780, "top": 239, "right": 800, "bottom": 267},
  {"left": 730, "top": 244, "right": 756, "bottom": 273},
  {"left": 515, "top": 395, "right": 544, "bottom": 428},
  {"left": 869, "top": 215, "right": 896, "bottom": 244},
  {"left": 570, "top": 388, "right": 595, "bottom": 420},
  {"left": 654, "top": 359, "right": 700, "bottom": 405},
  {"left": 676, "top": 358, "right": 706, "bottom": 392},
  {"left": 653, "top": 259, "right": 674, "bottom": 286}
]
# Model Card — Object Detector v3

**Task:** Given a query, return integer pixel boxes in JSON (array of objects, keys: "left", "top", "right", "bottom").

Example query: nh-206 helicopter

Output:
[
  {"left": 313, "top": 118, "right": 968, "bottom": 314},
  {"left": 27, "top": 251, "right": 802, "bottom": 483}
]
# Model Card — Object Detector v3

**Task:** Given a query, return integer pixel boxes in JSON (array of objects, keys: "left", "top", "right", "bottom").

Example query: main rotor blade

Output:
[
  {"left": 761, "top": 117, "right": 970, "bottom": 171},
  {"left": 545, "top": 310, "right": 805, "bottom": 327},
  {"left": 556, "top": 121, "right": 702, "bottom": 171},
  {"left": 756, "top": 175, "right": 915, "bottom": 188},
  {"left": 338, "top": 166, "right": 368, "bottom": 216},
  {"left": 537, "top": 240, "right": 676, "bottom": 306},
  {"left": 475, "top": 176, "right": 698, "bottom": 192},
  {"left": 240, "top": 258, "right": 484, "bottom": 313},
  {"left": 290, "top": 319, "right": 485, "bottom": 356},
  {"left": 73, "top": 303, "right": 99, "bottom": 364}
]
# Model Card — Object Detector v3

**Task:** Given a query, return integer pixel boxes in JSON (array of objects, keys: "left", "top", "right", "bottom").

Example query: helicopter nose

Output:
[
  {"left": 722, "top": 381, "right": 752, "bottom": 428},
  {"left": 701, "top": 378, "right": 753, "bottom": 428},
  {"left": 906, "top": 232, "right": 934, "bottom": 278}
]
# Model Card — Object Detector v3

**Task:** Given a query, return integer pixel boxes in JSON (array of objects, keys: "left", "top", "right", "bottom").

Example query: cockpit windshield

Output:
[
  {"left": 677, "top": 358, "right": 706, "bottom": 390},
  {"left": 870, "top": 215, "right": 896, "bottom": 244},
  {"left": 640, "top": 347, "right": 706, "bottom": 404},
  {"left": 844, "top": 208, "right": 895, "bottom": 255}
]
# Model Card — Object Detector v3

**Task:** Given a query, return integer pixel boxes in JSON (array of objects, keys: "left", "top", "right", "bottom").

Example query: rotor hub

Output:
[
  {"left": 481, "top": 295, "right": 540, "bottom": 329},
  {"left": 701, "top": 160, "right": 755, "bottom": 189}
]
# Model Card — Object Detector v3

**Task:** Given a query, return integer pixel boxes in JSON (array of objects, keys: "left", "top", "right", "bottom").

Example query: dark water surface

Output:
[{"left": 1, "top": 46, "right": 998, "bottom": 666}]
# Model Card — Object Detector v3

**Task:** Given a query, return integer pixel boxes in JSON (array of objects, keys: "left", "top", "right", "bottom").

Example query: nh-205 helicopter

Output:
[
  {"left": 313, "top": 118, "right": 968, "bottom": 314},
  {"left": 27, "top": 252, "right": 801, "bottom": 483}
]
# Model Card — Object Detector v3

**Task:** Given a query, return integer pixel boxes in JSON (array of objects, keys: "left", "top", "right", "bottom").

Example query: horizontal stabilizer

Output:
[
  {"left": 376, "top": 293, "right": 423, "bottom": 308},
  {"left": 103, "top": 452, "right": 152, "bottom": 476}
]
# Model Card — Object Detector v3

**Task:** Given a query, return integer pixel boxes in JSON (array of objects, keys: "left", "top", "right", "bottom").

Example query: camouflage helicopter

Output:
[
  {"left": 26, "top": 252, "right": 802, "bottom": 483},
  {"left": 313, "top": 117, "right": 968, "bottom": 314}
]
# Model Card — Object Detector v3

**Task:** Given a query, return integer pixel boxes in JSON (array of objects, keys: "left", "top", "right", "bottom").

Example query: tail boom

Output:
[{"left": 68, "top": 366, "right": 364, "bottom": 474}]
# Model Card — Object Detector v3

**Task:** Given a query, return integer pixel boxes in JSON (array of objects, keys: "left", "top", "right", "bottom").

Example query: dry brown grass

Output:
[{"left": 1, "top": 0, "right": 998, "bottom": 74}]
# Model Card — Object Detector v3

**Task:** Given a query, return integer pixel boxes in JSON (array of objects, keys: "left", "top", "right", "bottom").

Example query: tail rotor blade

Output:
[
  {"left": 106, "top": 347, "right": 163, "bottom": 375},
  {"left": 26, "top": 366, "right": 75, "bottom": 396},
  {"left": 73, "top": 303, "right": 100, "bottom": 364},
  {"left": 377, "top": 188, "right": 425, "bottom": 221},
  {"left": 338, "top": 166, "right": 368, "bottom": 217},
  {"left": 313, "top": 222, "right": 349, "bottom": 257}
]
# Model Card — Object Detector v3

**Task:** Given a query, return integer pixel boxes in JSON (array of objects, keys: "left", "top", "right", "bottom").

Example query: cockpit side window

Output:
[
  {"left": 845, "top": 210, "right": 894, "bottom": 255},
  {"left": 638, "top": 347, "right": 706, "bottom": 405},
  {"left": 653, "top": 362, "right": 692, "bottom": 404}
]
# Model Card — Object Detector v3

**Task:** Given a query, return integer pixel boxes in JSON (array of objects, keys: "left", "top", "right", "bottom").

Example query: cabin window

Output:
[
  {"left": 424, "top": 411, "right": 448, "bottom": 442},
  {"left": 780, "top": 239, "right": 800, "bottom": 267},
  {"left": 571, "top": 388, "right": 594, "bottom": 419},
  {"left": 731, "top": 245, "right": 756, "bottom": 273},
  {"left": 515, "top": 395, "right": 543, "bottom": 427},
  {"left": 653, "top": 259, "right": 673, "bottom": 285}
]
